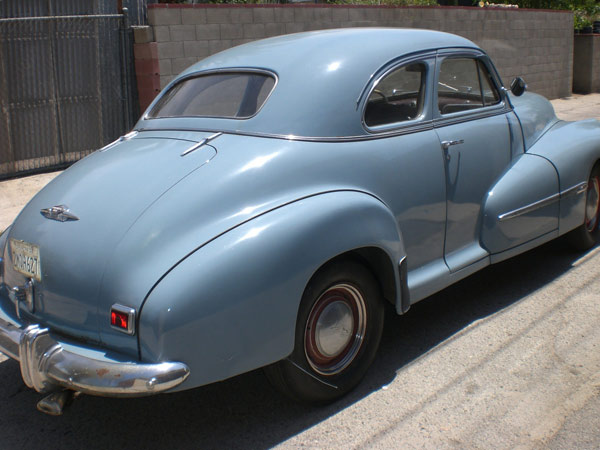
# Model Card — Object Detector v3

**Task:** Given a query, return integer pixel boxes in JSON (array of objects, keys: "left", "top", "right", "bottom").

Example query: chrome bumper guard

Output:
[{"left": 0, "top": 317, "right": 190, "bottom": 397}]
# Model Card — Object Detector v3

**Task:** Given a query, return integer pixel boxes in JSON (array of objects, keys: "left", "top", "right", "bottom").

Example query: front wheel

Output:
[
  {"left": 567, "top": 164, "right": 600, "bottom": 251},
  {"left": 264, "top": 259, "right": 384, "bottom": 404}
]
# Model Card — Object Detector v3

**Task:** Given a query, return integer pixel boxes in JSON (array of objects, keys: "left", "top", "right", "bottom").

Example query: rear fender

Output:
[{"left": 138, "top": 191, "right": 405, "bottom": 391}]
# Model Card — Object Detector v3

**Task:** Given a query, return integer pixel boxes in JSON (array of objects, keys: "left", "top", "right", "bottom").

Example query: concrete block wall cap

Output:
[
  {"left": 133, "top": 26, "right": 154, "bottom": 44},
  {"left": 147, "top": 3, "right": 572, "bottom": 13}
]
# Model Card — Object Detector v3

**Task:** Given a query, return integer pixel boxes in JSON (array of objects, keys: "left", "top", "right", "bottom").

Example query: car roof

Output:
[{"left": 142, "top": 28, "right": 480, "bottom": 139}]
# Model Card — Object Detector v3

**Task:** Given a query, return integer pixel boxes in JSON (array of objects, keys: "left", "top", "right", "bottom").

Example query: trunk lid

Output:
[{"left": 4, "top": 132, "right": 216, "bottom": 352}]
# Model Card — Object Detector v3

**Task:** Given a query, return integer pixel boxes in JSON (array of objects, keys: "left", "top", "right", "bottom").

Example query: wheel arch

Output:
[
  {"left": 137, "top": 190, "right": 407, "bottom": 391},
  {"left": 315, "top": 246, "right": 405, "bottom": 312}
]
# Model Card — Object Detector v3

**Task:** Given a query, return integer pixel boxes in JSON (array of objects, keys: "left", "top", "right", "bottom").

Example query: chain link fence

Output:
[{"left": 0, "top": 12, "right": 138, "bottom": 179}]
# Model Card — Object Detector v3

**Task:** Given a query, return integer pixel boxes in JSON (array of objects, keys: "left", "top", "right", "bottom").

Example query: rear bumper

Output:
[{"left": 0, "top": 315, "right": 190, "bottom": 397}]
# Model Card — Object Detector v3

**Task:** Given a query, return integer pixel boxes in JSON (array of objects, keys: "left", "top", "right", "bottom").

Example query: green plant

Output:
[
  {"left": 328, "top": 0, "right": 437, "bottom": 5},
  {"left": 482, "top": 0, "right": 600, "bottom": 29},
  {"left": 574, "top": 10, "right": 592, "bottom": 29}
]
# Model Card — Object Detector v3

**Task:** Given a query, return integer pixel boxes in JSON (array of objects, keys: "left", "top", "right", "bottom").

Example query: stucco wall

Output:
[
  {"left": 573, "top": 34, "right": 600, "bottom": 94},
  {"left": 134, "top": 5, "right": 573, "bottom": 110}
]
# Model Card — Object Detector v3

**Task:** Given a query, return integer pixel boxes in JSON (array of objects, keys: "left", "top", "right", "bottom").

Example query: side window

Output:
[
  {"left": 437, "top": 57, "right": 501, "bottom": 115},
  {"left": 149, "top": 72, "right": 276, "bottom": 119},
  {"left": 364, "top": 62, "right": 427, "bottom": 128},
  {"left": 479, "top": 61, "right": 501, "bottom": 106}
]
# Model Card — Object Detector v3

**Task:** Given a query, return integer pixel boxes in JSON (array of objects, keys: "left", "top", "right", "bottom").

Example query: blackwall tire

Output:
[
  {"left": 567, "top": 164, "right": 600, "bottom": 251},
  {"left": 264, "top": 259, "right": 384, "bottom": 404}
]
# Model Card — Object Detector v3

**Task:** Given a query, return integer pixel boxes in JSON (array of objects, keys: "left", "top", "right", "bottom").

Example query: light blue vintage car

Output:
[{"left": 1, "top": 28, "right": 600, "bottom": 414}]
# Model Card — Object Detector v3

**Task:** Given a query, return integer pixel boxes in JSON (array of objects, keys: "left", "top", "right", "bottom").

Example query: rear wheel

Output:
[
  {"left": 264, "top": 259, "right": 384, "bottom": 404},
  {"left": 567, "top": 164, "right": 600, "bottom": 251}
]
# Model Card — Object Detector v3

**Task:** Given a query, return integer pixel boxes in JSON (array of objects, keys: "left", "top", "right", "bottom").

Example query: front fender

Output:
[
  {"left": 527, "top": 119, "right": 600, "bottom": 234},
  {"left": 481, "top": 153, "right": 559, "bottom": 255},
  {"left": 138, "top": 191, "right": 405, "bottom": 391}
]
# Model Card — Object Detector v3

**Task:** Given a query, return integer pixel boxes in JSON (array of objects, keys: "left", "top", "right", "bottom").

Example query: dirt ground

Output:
[{"left": 0, "top": 171, "right": 61, "bottom": 231}]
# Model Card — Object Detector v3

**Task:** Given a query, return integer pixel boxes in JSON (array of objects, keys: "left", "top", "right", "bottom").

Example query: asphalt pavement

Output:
[{"left": 0, "top": 94, "right": 599, "bottom": 449}]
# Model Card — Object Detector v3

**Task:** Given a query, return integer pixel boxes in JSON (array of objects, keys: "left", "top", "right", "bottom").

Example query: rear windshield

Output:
[{"left": 149, "top": 72, "right": 276, "bottom": 119}]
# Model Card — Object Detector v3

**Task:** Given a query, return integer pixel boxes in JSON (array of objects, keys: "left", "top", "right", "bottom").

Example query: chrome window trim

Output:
[
  {"left": 356, "top": 50, "right": 437, "bottom": 107},
  {"left": 143, "top": 68, "right": 279, "bottom": 121},
  {"left": 433, "top": 105, "right": 509, "bottom": 129},
  {"left": 365, "top": 116, "right": 427, "bottom": 134},
  {"left": 433, "top": 50, "right": 509, "bottom": 123},
  {"left": 137, "top": 121, "right": 436, "bottom": 144},
  {"left": 360, "top": 54, "right": 436, "bottom": 134}
]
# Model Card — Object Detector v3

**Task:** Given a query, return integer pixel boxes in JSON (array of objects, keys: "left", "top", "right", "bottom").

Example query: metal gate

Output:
[{"left": 0, "top": 11, "right": 138, "bottom": 179}]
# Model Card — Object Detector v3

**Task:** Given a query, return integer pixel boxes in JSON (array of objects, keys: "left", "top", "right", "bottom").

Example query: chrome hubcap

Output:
[
  {"left": 585, "top": 176, "right": 600, "bottom": 233},
  {"left": 314, "top": 301, "right": 354, "bottom": 357},
  {"left": 305, "top": 283, "right": 367, "bottom": 376}
]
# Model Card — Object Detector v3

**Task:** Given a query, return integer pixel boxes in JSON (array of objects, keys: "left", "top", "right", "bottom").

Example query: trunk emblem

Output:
[{"left": 40, "top": 205, "right": 79, "bottom": 222}]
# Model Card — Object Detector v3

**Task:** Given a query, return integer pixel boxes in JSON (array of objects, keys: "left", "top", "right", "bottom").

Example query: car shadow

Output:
[{"left": 0, "top": 239, "right": 586, "bottom": 450}]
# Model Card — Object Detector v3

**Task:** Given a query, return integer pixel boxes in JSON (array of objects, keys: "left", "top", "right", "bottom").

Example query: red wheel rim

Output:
[{"left": 304, "top": 284, "right": 367, "bottom": 376}]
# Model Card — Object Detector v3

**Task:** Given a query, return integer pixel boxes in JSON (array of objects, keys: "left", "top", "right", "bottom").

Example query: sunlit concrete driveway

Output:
[{"left": 1, "top": 94, "right": 599, "bottom": 449}]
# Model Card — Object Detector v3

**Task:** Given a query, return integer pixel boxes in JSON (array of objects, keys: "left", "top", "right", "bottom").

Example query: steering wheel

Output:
[{"left": 371, "top": 89, "right": 389, "bottom": 103}]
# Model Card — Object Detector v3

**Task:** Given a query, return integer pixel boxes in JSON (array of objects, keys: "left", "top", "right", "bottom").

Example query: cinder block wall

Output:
[
  {"left": 135, "top": 4, "right": 573, "bottom": 111},
  {"left": 573, "top": 35, "right": 600, "bottom": 94}
]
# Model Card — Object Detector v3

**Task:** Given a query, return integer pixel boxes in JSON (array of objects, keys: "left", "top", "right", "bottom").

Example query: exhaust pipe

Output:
[{"left": 37, "top": 390, "right": 77, "bottom": 416}]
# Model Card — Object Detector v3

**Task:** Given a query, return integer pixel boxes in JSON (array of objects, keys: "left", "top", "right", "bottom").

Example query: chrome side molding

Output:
[
  {"left": 498, "top": 193, "right": 560, "bottom": 222},
  {"left": 498, "top": 181, "right": 588, "bottom": 222}
]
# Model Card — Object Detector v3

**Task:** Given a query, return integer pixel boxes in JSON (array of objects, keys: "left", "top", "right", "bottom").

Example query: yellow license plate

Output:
[{"left": 10, "top": 239, "right": 42, "bottom": 281}]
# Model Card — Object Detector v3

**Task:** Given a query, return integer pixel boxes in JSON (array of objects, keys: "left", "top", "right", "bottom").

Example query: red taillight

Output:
[
  {"left": 111, "top": 310, "right": 129, "bottom": 329},
  {"left": 110, "top": 305, "right": 135, "bottom": 335}
]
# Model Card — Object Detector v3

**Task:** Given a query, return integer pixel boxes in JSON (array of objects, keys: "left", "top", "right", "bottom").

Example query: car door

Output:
[
  {"left": 362, "top": 56, "right": 448, "bottom": 272},
  {"left": 433, "top": 52, "right": 511, "bottom": 272}
]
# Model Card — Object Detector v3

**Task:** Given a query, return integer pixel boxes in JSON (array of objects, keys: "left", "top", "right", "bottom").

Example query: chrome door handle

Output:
[
  {"left": 441, "top": 139, "right": 464, "bottom": 161},
  {"left": 441, "top": 139, "right": 464, "bottom": 150}
]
